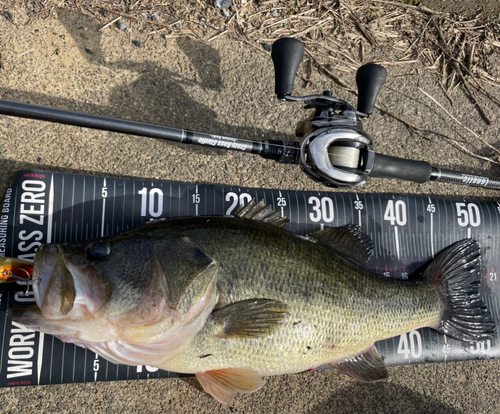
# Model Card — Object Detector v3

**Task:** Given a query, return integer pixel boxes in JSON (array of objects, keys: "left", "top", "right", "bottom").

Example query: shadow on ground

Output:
[
  {"left": 308, "top": 381, "right": 461, "bottom": 414},
  {"left": 1, "top": 10, "right": 293, "bottom": 161}
]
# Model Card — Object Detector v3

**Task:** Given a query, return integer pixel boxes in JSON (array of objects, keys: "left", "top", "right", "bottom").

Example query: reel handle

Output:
[
  {"left": 271, "top": 38, "right": 304, "bottom": 99},
  {"left": 356, "top": 64, "right": 387, "bottom": 115}
]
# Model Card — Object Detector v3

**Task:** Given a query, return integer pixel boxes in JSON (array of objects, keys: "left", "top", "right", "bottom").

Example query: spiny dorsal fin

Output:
[
  {"left": 234, "top": 198, "right": 289, "bottom": 228},
  {"left": 330, "top": 345, "right": 388, "bottom": 382},
  {"left": 196, "top": 368, "right": 265, "bottom": 405},
  {"left": 212, "top": 299, "right": 290, "bottom": 338},
  {"left": 310, "top": 225, "right": 374, "bottom": 267}
]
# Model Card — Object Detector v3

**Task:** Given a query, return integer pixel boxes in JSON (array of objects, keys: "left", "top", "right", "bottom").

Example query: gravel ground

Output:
[{"left": 1, "top": 3, "right": 500, "bottom": 413}]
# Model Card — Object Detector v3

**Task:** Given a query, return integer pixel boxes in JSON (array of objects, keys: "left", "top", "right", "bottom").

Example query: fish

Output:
[{"left": 8, "top": 199, "right": 495, "bottom": 405}]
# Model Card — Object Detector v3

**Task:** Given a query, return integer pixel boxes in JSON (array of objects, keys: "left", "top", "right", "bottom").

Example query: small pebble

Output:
[
  {"left": 272, "top": 10, "right": 278, "bottom": 17},
  {"left": 118, "top": 23, "right": 127, "bottom": 31},
  {"left": 223, "top": 10, "right": 230, "bottom": 17},
  {"left": 214, "top": 0, "right": 232, "bottom": 8},
  {"left": 3, "top": 10, "right": 14, "bottom": 23},
  {"left": 262, "top": 43, "right": 271, "bottom": 52}
]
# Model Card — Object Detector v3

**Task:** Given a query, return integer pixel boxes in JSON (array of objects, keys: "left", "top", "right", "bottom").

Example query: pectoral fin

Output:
[
  {"left": 196, "top": 368, "right": 265, "bottom": 405},
  {"left": 330, "top": 345, "right": 388, "bottom": 382},
  {"left": 212, "top": 299, "right": 289, "bottom": 338}
]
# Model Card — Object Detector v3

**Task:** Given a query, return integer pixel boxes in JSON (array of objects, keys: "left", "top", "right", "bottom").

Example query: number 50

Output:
[{"left": 455, "top": 203, "right": 480, "bottom": 227}]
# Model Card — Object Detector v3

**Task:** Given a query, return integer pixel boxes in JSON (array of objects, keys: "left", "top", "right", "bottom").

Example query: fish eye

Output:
[{"left": 87, "top": 242, "right": 111, "bottom": 260}]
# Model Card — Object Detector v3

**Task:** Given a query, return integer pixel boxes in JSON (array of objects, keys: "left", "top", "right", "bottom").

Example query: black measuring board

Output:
[{"left": 0, "top": 170, "right": 498, "bottom": 387}]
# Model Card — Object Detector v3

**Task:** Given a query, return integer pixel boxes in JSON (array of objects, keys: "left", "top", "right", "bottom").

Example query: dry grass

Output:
[{"left": 3, "top": 0, "right": 500, "bottom": 163}]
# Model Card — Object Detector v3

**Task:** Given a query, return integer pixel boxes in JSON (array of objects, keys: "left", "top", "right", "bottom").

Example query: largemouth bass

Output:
[{"left": 8, "top": 200, "right": 495, "bottom": 404}]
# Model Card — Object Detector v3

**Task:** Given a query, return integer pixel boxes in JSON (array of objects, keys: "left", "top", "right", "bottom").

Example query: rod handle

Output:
[{"left": 371, "top": 153, "right": 432, "bottom": 183}]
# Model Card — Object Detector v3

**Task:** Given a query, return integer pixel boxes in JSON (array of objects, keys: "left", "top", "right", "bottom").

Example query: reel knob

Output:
[
  {"left": 271, "top": 38, "right": 304, "bottom": 99},
  {"left": 356, "top": 64, "right": 387, "bottom": 115}
]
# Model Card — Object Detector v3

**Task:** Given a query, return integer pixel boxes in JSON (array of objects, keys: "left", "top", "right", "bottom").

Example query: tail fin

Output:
[{"left": 424, "top": 239, "right": 495, "bottom": 341}]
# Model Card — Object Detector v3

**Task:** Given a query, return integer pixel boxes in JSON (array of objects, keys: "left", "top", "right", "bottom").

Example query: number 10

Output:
[{"left": 138, "top": 187, "right": 164, "bottom": 218}]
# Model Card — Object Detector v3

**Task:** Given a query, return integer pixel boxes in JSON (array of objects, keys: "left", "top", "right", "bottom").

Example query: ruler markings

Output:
[
  {"left": 80, "top": 178, "right": 86, "bottom": 241},
  {"left": 59, "top": 176, "right": 65, "bottom": 243},
  {"left": 428, "top": 196, "right": 434, "bottom": 258},
  {"left": 394, "top": 226, "right": 400, "bottom": 261},
  {"left": 0, "top": 290, "right": 11, "bottom": 373},
  {"left": 278, "top": 190, "right": 283, "bottom": 218},
  {"left": 61, "top": 342, "right": 66, "bottom": 383},
  {"left": 355, "top": 193, "right": 361, "bottom": 226},
  {"left": 4, "top": 172, "right": 500, "bottom": 387},
  {"left": 72, "top": 344, "right": 76, "bottom": 383},
  {"left": 47, "top": 175, "right": 54, "bottom": 244},
  {"left": 111, "top": 180, "right": 116, "bottom": 232},
  {"left": 404, "top": 232, "right": 409, "bottom": 269},
  {"left": 70, "top": 176, "right": 75, "bottom": 242},
  {"left": 285, "top": 192, "right": 291, "bottom": 225},
  {"left": 195, "top": 185, "right": 199, "bottom": 216},
  {"left": 294, "top": 192, "right": 300, "bottom": 233},
  {"left": 83, "top": 349, "right": 87, "bottom": 382},
  {"left": 338, "top": 193, "right": 343, "bottom": 226},
  {"left": 49, "top": 335, "right": 54, "bottom": 384}
]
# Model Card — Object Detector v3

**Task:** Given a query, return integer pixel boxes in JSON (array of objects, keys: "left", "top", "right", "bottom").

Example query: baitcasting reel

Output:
[
  {"left": 0, "top": 37, "right": 499, "bottom": 190},
  {"left": 272, "top": 37, "right": 380, "bottom": 188},
  {"left": 270, "top": 38, "right": 495, "bottom": 189}
]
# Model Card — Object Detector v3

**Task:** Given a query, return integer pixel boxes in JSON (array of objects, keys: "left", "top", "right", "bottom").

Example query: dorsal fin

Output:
[
  {"left": 309, "top": 225, "right": 374, "bottom": 267},
  {"left": 234, "top": 199, "right": 289, "bottom": 228}
]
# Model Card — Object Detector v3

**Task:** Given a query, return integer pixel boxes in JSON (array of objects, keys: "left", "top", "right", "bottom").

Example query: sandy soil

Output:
[{"left": 1, "top": 3, "right": 500, "bottom": 413}]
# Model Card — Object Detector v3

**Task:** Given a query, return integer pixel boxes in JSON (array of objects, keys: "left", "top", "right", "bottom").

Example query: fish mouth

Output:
[{"left": 32, "top": 244, "right": 76, "bottom": 319}]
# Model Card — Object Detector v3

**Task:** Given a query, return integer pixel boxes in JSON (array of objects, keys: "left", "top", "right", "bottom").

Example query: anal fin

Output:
[
  {"left": 330, "top": 345, "right": 388, "bottom": 383},
  {"left": 196, "top": 368, "right": 265, "bottom": 405}
]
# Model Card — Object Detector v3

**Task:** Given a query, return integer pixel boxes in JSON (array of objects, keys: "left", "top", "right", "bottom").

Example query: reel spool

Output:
[{"left": 300, "top": 127, "right": 375, "bottom": 188}]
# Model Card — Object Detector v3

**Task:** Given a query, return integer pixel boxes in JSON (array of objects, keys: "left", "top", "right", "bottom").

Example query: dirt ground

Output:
[{"left": 1, "top": 1, "right": 500, "bottom": 413}]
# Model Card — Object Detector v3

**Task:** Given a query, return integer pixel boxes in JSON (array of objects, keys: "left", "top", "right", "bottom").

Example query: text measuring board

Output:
[{"left": 0, "top": 170, "right": 498, "bottom": 387}]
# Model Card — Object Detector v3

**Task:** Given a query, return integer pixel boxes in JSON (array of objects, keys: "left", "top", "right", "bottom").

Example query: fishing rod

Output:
[{"left": 0, "top": 38, "right": 499, "bottom": 190}]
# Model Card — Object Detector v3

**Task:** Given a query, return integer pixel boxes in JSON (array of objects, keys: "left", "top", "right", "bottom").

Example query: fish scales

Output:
[{"left": 154, "top": 217, "right": 440, "bottom": 375}]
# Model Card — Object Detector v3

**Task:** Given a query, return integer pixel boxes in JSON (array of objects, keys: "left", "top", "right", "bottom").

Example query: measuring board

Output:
[{"left": 0, "top": 170, "right": 498, "bottom": 387}]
